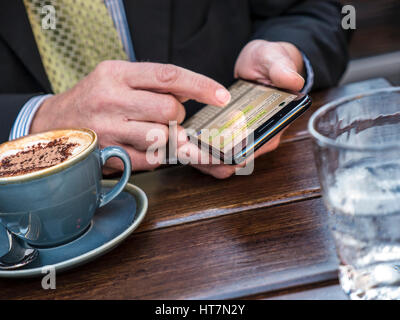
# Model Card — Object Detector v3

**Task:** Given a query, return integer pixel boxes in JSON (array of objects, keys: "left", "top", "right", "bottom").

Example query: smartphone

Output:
[{"left": 183, "top": 79, "right": 312, "bottom": 164}]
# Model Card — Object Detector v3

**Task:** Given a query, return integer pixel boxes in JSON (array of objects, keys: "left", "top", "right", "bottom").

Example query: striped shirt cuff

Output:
[
  {"left": 301, "top": 52, "right": 314, "bottom": 94},
  {"left": 9, "top": 94, "right": 53, "bottom": 141}
]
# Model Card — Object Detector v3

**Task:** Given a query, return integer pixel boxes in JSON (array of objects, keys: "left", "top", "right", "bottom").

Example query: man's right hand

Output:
[{"left": 31, "top": 61, "right": 231, "bottom": 173}]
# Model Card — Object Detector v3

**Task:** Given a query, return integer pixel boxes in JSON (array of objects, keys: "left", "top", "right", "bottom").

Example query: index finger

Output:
[{"left": 123, "top": 63, "right": 231, "bottom": 107}]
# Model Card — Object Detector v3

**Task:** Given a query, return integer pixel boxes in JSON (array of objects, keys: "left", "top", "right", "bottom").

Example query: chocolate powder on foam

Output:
[{"left": 0, "top": 137, "right": 78, "bottom": 178}]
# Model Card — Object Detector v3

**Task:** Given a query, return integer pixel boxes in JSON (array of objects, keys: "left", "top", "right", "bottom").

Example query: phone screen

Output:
[{"left": 183, "top": 80, "right": 298, "bottom": 153}]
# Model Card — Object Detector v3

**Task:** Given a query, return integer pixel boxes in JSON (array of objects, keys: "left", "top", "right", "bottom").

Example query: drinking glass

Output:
[{"left": 308, "top": 87, "right": 400, "bottom": 300}]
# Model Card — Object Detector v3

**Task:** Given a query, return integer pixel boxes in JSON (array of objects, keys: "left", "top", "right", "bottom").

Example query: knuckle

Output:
[
  {"left": 95, "top": 60, "right": 113, "bottom": 74},
  {"left": 156, "top": 64, "right": 180, "bottom": 85},
  {"left": 258, "top": 44, "right": 268, "bottom": 54},
  {"left": 191, "top": 75, "right": 212, "bottom": 91},
  {"left": 94, "top": 60, "right": 120, "bottom": 78},
  {"left": 190, "top": 76, "right": 216, "bottom": 97},
  {"left": 258, "top": 44, "right": 271, "bottom": 59}
]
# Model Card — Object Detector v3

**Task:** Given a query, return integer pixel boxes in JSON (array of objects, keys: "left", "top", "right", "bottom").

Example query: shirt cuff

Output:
[
  {"left": 9, "top": 94, "right": 53, "bottom": 141},
  {"left": 300, "top": 52, "right": 314, "bottom": 94}
]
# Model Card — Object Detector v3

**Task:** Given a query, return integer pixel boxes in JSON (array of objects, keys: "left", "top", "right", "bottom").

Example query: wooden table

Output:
[{"left": 0, "top": 78, "right": 392, "bottom": 300}]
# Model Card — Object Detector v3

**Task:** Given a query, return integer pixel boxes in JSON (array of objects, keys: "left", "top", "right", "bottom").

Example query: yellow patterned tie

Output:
[{"left": 23, "top": 0, "right": 128, "bottom": 94}]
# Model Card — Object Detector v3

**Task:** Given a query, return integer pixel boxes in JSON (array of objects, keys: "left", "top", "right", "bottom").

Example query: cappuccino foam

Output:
[{"left": 0, "top": 130, "right": 93, "bottom": 178}]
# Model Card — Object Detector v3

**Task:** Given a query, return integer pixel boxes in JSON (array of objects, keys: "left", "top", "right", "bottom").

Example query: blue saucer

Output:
[{"left": 0, "top": 180, "right": 148, "bottom": 278}]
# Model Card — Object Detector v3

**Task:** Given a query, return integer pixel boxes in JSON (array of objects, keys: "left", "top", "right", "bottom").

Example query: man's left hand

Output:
[{"left": 179, "top": 40, "right": 306, "bottom": 179}]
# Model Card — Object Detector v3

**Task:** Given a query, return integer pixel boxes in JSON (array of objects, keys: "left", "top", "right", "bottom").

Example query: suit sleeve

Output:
[
  {"left": 0, "top": 94, "right": 38, "bottom": 143},
  {"left": 250, "top": 0, "right": 350, "bottom": 90}
]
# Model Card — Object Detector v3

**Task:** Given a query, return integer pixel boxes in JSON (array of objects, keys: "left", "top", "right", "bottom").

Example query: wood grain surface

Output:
[
  {"left": 0, "top": 198, "right": 337, "bottom": 299},
  {"left": 133, "top": 138, "right": 320, "bottom": 232}
]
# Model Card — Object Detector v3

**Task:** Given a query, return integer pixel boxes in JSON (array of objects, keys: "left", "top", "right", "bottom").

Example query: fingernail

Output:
[
  {"left": 215, "top": 88, "right": 231, "bottom": 106},
  {"left": 281, "top": 65, "right": 304, "bottom": 82}
]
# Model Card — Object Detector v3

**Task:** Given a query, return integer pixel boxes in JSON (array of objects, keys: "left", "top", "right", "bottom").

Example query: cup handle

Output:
[{"left": 99, "top": 146, "right": 132, "bottom": 208}]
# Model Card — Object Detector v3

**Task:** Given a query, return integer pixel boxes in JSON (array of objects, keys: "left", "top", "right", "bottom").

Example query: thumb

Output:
[{"left": 268, "top": 61, "right": 305, "bottom": 92}]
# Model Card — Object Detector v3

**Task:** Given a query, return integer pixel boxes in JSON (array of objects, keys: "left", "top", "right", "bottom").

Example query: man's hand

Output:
[
  {"left": 177, "top": 129, "right": 285, "bottom": 179},
  {"left": 31, "top": 61, "right": 231, "bottom": 173},
  {"left": 234, "top": 40, "right": 305, "bottom": 90},
  {"left": 180, "top": 39, "right": 305, "bottom": 179}
]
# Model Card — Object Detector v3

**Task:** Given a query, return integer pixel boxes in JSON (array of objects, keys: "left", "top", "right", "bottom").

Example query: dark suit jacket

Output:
[{"left": 0, "top": 0, "right": 349, "bottom": 143}]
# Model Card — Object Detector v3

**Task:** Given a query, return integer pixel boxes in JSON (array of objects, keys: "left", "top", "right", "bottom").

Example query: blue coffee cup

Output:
[{"left": 0, "top": 128, "right": 131, "bottom": 247}]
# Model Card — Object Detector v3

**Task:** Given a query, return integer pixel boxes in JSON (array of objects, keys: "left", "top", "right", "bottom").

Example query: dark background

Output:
[{"left": 340, "top": 0, "right": 400, "bottom": 85}]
